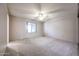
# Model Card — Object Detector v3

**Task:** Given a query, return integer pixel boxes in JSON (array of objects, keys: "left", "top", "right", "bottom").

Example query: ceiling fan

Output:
[{"left": 34, "top": 11, "right": 47, "bottom": 21}]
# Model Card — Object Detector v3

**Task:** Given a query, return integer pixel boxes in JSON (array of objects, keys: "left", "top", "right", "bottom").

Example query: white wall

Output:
[
  {"left": 9, "top": 16, "right": 44, "bottom": 41},
  {"left": 0, "top": 4, "right": 8, "bottom": 55},
  {"left": 44, "top": 4, "right": 78, "bottom": 43}
]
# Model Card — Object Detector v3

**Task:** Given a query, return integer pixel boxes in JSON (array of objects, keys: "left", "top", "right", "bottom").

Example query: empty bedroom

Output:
[{"left": 0, "top": 3, "right": 78, "bottom": 56}]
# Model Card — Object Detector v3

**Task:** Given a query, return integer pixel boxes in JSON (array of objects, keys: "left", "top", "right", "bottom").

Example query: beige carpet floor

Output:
[{"left": 5, "top": 37, "right": 78, "bottom": 56}]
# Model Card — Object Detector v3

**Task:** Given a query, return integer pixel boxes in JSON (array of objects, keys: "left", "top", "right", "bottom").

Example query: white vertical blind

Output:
[{"left": 27, "top": 22, "right": 36, "bottom": 33}]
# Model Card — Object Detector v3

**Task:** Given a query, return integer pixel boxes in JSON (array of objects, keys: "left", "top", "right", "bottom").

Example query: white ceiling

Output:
[{"left": 8, "top": 3, "right": 76, "bottom": 22}]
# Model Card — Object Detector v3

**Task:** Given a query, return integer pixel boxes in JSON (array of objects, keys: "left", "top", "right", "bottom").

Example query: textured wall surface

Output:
[
  {"left": 9, "top": 16, "right": 44, "bottom": 41},
  {"left": 44, "top": 4, "right": 78, "bottom": 43},
  {"left": 0, "top": 4, "right": 8, "bottom": 56}
]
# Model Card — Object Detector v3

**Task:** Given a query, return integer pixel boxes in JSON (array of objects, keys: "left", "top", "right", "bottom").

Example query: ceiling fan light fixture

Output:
[
  {"left": 38, "top": 12, "right": 47, "bottom": 20},
  {"left": 34, "top": 11, "right": 47, "bottom": 21}
]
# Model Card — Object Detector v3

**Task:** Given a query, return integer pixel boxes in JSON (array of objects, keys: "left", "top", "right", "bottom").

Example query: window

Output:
[{"left": 27, "top": 22, "right": 36, "bottom": 33}]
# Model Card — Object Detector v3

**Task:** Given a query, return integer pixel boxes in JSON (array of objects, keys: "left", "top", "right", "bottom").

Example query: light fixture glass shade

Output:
[
  {"left": 34, "top": 11, "right": 47, "bottom": 21},
  {"left": 38, "top": 12, "right": 47, "bottom": 20}
]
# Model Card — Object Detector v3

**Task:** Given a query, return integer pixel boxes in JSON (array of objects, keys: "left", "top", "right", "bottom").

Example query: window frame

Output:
[{"left": 26, "top": 22, "right": 37, "bottom": 33}]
